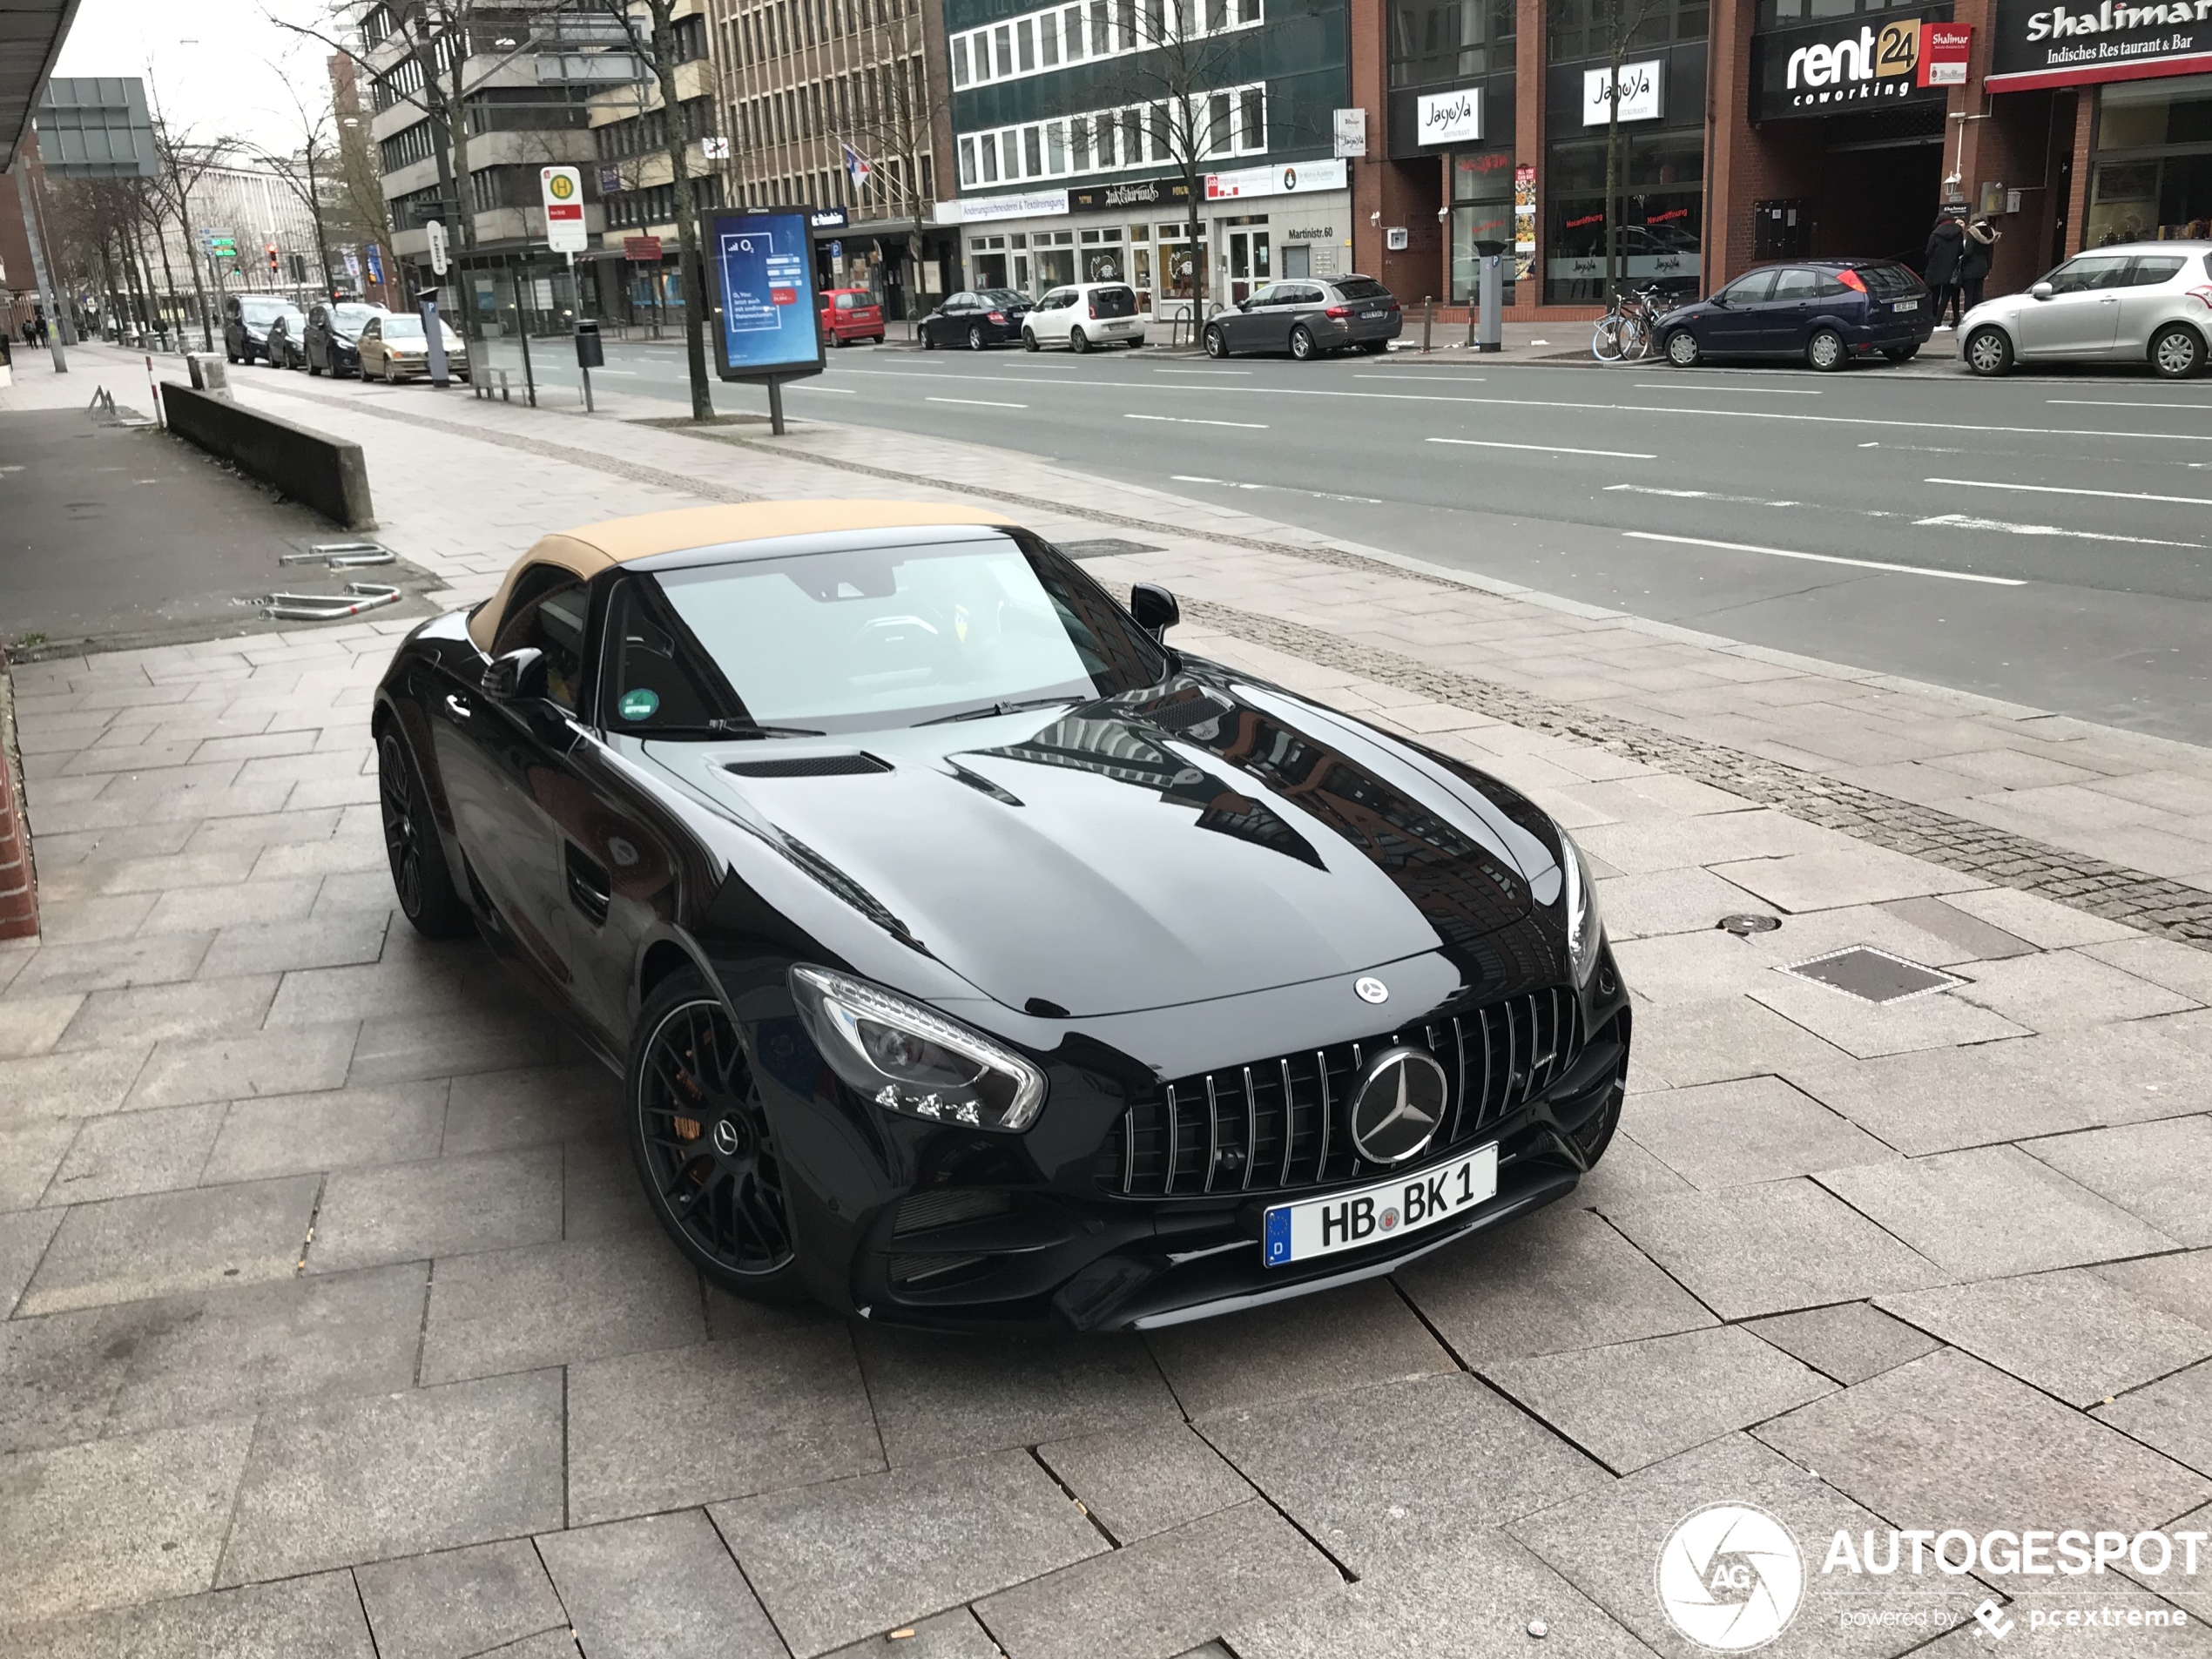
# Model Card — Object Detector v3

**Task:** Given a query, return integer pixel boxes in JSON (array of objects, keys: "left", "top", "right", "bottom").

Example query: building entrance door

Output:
[{"left": 1227, "top": 227, "right": 1271, "bottom": 304}]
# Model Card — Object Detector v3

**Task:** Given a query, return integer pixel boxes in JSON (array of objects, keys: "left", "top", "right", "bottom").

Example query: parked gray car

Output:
[
  {"left": 1960, "top": 243, "right": 2212, "bottom": 379},
  {"left": 1204, "top": 276, "right": 1404, "bottom": 361}
]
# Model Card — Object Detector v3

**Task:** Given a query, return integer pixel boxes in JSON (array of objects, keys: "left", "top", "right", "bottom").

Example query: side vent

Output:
[{"left": 725, "top": 753, "right": 892, "bottom": 779}]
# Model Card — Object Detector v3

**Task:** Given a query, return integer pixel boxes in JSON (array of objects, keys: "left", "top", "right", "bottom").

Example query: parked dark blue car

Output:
[{"left": 1655, "top": 260, "right": 1933, "bottom": 371}]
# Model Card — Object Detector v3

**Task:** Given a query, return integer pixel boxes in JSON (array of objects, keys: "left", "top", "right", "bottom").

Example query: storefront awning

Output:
[{"left": 1, "top": 0, "right": 84, "bottom": 170}]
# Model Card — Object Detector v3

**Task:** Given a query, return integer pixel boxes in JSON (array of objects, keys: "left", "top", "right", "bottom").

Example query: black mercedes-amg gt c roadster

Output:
[{"left": 374, "top": 502, "right": 1631, "bottom": 1330}]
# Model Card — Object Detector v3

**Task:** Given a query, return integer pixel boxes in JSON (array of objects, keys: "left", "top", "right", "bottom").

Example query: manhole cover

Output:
[
  {"left": 1056, "top": 539, "right": 1164, "bottom": 560},
  {"left": 1718, "top": 914, "right": 1781, "bottom": 935},
  {"left": 1781, "top": 946, "right": 1964, "bottom": 1004}
]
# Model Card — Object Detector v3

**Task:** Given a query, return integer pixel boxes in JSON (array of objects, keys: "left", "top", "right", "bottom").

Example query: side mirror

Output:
[
  {"left": 2031, "top": 281, "right": 2054, "bottom": 300},
  {"left": 1130, "top": 583, "right": 1179, "bottom": 642},
  {"left": 483, "top": 647, "right": 550, "bottom": 702}
]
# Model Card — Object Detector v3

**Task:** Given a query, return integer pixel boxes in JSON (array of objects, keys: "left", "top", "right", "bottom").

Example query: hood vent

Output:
[
  {"left": 1143, "top": 691, "right": 1233, "bottom": 733},
  {"left": 726, "top": 753, "right": 891, "bottom": 779}
]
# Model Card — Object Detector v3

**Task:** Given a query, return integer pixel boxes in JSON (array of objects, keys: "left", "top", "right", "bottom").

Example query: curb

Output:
[{"left": 0, "top": 647, "right": 37, "bottom": 941}]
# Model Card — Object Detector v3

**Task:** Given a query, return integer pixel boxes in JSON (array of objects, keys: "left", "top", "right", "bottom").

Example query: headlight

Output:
[
  {"left": 790, "top": 965, "right": 1047, "bottom": 1131},
  {"left": 1561, "top": 833, "right": 1603, "bottom": 988}
]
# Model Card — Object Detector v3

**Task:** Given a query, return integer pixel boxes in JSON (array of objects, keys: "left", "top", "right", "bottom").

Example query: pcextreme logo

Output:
[{"left": 1657, "top": 1503, "right": 1806, "bottom": 1651}]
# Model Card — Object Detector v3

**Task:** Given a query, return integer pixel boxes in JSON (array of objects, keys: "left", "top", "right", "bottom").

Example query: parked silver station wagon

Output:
[{"left": 1960, "top": 242, "right": 2212, "bottom": 379}]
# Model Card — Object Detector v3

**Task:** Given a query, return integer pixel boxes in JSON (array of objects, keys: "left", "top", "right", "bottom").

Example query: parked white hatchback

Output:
[
  {"left": 1960, "top": 242, "right": 2212, "bottom": 379},
  {"left": 1022, "top": 283, "right": 1146, "bottom": 353}
]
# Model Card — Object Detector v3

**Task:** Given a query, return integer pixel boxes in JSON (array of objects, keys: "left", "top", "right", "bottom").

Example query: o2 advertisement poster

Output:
[{"left": 709, "top": 210, "right": 825, "bottom": 382}]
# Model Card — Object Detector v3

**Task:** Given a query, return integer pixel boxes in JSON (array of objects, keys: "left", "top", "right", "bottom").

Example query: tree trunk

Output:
[
  {"left": 1604, "top": 51, "right": 1622, "bottom": 301},
  {"left": 151, "top": 209, "right": 185, "bottom": 350},
  {"left": 172, "top": 176, "right": 214, "bottom": 350},
  {"left": 650, "top": 0, "right": 713, "bottom": 421}
]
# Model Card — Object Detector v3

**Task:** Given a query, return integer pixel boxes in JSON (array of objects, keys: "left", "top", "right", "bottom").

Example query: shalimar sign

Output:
[{"left": 1990, "top": 0, "right": 2212, "bottom": 84}]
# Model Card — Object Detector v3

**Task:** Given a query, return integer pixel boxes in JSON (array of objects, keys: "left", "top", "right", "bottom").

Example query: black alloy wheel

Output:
[
  {"left": 1204, "top": 325, "right": 1227, "bottom": 359},
  {"left": 1666, "top": 329, "right": 1701, "bottom": 368},
  {"left": 1289, "top": 325, "right": 1316, "bottom": 361},
  {"left": 377, "top": 727, "right": 470, "bottom": 937},
  {"left": 2150, "top": 325, "right": 2206, "bottom": 380},
  {"left": 1022, "top": 328, "right": 1040, "bottom": 351},
  {"left": 1965, "top": 326, "right": 2013, "bottom": 377},
  {"left": 968, "top": 323, "right": 987, "bottom": 351},
  {"left": 1806, "top": 327, "right": 1847, "bottom": 372},
  {"left": 628, "top": 969, "right": 803, "bottom": 1298}
]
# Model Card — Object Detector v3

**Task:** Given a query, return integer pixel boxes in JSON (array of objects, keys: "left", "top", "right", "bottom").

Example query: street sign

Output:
[
  {"left": 541, "top": 166, "right": 587, "bottom": 254},
  {"left": 1332, "top": 108, "right": 1367, "bottom": 158},
  {"left": 623, "top": 234, "right": 663, "bottom": 262},
  {"left": 425, "top": 219, "right": 450, "bottom": 276}
]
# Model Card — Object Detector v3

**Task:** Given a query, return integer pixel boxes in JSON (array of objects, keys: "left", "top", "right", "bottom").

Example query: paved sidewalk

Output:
[{"left": 2, "top": 344, "right": 2210, "bottom": 1656}]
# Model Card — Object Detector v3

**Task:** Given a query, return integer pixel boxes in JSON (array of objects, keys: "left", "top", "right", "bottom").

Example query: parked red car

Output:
[{"left": 818, "top": 288, "right": 885, "bottom": 347}]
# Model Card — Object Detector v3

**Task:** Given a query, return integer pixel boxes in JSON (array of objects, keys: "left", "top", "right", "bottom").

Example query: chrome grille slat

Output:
[
  {"left": 1314, "top": 1049, "right": 1332, "bottom": 1186},
  {"left": 1203, "top": 1075, "right": 1222, "bottom": 1194},
  {"left": 1278, "top": 1057, "right": 1297, "bottom": 1188},
  {"left": 1241, "top": 1065, "right": 1258, "bottom": 1191},
  {"left": 1121, "top": 1107, "right": 1135, "bottom": 1194},
  {"left": 1164, "top": 1083, "right": 1181, "bottom": 1195}
]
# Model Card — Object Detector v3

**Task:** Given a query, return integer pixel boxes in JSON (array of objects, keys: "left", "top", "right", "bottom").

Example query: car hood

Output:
[{"left": 651, "top": 678, "right": 1552, "bottom": 1017}]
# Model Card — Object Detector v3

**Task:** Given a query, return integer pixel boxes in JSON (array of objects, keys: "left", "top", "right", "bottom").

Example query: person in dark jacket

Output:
[
  {"left": 1924, "top": 213, "right": 1966, "bottom": 330},
  {"left": 1957, "top": 218, "right": 2001, "bottom": 314}
]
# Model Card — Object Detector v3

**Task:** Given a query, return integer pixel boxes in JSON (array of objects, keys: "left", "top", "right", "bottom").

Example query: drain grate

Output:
[
  {"left": 1056, "top": 539, "right": 1163, "bottom": 561},
  {"left": 1781, "top": 946, "right": 1965, "bottom": 1004}
]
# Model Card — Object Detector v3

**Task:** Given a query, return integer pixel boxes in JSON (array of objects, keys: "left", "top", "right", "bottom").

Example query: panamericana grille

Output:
[{"left": 1097, "top": 988, "right": 1583, "bottom": 1199}]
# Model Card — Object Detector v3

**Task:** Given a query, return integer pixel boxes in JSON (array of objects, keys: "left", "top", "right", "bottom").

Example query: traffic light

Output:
[{"left": 266, "top": 241, "right": 280, "bottom": 276}]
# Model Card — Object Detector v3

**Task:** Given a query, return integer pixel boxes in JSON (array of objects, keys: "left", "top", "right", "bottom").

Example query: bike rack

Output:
[
  {"left": 257, "top": 583, "right": 402, "bottom": 622},
  {"left": 281, "top": 541, "right": 397, "bottom": 569}
]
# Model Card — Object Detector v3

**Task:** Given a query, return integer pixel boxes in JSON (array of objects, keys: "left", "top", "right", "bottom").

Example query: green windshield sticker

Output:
[{"left": 618, "top": 688, "right": 660, "bottom": 721}]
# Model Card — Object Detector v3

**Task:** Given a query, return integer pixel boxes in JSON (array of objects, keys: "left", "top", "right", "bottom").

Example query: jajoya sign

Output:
[
  {"left": 1752, "top": 12, "right": 1951, "bottom": 118},
  {"left": 1416, "top": 87, "right": 1482, "bottom": 145},
  {"left": 1582, "top": 60, "right": 1664, "bottom": 124},
  {"left": 1989, "top": 0, "right": 2212, "bottom": 87}
]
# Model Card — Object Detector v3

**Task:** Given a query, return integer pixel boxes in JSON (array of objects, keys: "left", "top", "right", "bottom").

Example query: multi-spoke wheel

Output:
[
  {"left": 377, "top": 725, "right": 469, "bottom": 937},
  {"left": 628, "top": 970, "right": 804, "bottom": 1299}
]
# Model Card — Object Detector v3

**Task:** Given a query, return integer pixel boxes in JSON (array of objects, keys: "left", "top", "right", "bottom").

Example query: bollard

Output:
[
  {"left": 1478, "top": 253, "right": 1504, "bottom": 354},
  {"left": 1422, "top": 297, "right": 1434, "bottom": 354}
]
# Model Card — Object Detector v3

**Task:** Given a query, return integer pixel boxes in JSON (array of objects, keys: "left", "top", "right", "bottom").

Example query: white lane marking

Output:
[
  {"left": 1155, "top": 368, "right": 1252, "bottom": 374},
  {"left": 791, "top": 385, "right": 856, "bottom": 394},
  {"left": 1172, "top": 473, "right": 1385, "bottom": 503},
  {"left": 1355, "top": 374, "right": 1485, "bottom": 383},
  {"left": 1913, "top": 512, "right": 2202, "bottom": 549},
  {"left": 1128, "top": 413, "right": 1268, "bottom": 428},
  {"left": 1925, "top": 475, "right": 2212, "bottom": 508},
  {"left": 592, "top": 368, "right": 640, "bottom": 376},
  {"left": 1606, "top": 484, "right": 1803, "bottom": 506},
  {"left": 1631, "top": 382, "right": 1822, "bottom": 395},
  {"left": 1432, "top": 437, "right": 1656, "bottom": 459},
  {"left": 927, "top": 395, "right": 1028, "bottom": 408},
  {"left": 830, "top": 368, "right": 2210, "bottom": 442},
  {"left": 1622, "top": 531, "right": 2026, "bottom": 586},
  {"left": 2049, "top": 400, "right": 2212, "bottom": 411}
]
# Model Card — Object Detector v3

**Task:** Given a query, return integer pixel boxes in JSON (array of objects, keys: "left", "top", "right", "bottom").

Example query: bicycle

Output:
[{"left": 1590, "top": 284, "right": 1669, "bottom": 363}]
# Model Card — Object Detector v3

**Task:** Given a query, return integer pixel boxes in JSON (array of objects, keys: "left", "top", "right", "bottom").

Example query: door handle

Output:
[
  {"left": 564, "top": 841, "right": 611, "bottom": 926},
  {"left": 444, "top": 693, "right": 472, "bottom": 720}
]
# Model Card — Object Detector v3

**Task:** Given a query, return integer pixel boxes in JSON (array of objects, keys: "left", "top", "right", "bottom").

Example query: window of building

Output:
[
  {"left": 1542, "top": 125, "right": 1703, "bottom": 302},
  {"left": 2086, "top": 73, "right": 2212, "bottom": 246},
  {"left": 1238, "top": 86, "right": 1264, "bottom": 150},
  {"left": 1391, "top": 0, "right": 1514, "bottom": 88},
  {"left": 1547, "top": 0, "right": 1705, "bottom": 62}
]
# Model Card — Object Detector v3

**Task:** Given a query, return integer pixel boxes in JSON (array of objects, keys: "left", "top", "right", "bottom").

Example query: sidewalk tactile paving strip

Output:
[{"left": 1780, "top": 947, "right": 1965, "bottom": 1003}]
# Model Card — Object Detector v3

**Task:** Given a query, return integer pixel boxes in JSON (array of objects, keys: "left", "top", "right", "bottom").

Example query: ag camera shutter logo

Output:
[{"left": 1657, "top": 1503, "right": 1805, "bottom": 1651}]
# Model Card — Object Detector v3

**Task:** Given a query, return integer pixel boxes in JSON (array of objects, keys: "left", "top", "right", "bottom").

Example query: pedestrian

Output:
[
  {"left": 1958, "top": 216, "right": 2000, "bottom": 315},
  {"left": 1924, "top": 212, "right": 1966, "bottom": 331},
  {"left": 2188, "top": 218, "right": 2211, "bottom": 239},
  {"left": 32, "top": 309, "right": 49, "bottom": 347}
]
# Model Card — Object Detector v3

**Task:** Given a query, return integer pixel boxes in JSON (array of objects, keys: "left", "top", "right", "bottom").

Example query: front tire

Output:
[
  {"left": 1022, "top": 328, "right": 1040, "bottom": 352},
  {"left": 382, "top": 358, "right": 400, "bottom": 385},
  {"left": 1204, "top": 325, "right": 1227, "bottom": 359},
  {"left": 967, "top": 324, "right": 986, "bottom": 351},
  {"left": 2150, "top": 324, "right": 2206, "bottom": 380},
  {"left": 1665, "top": 329, "right": 1701, "bottom": 368},
  {"left": 628, "top": 968, "right": 806, "bottom": 1303},
  {"left": 1289, "top": 325, "right": 1315, "bottom": 361},
  {"left": 1965, "top": 326, "right": 2013, "bottom": 377},
  {"left": 921, "top": 326, "right": 936, "bottom": 350},
  {"left": 377, "top": 726, "right": 470, "bottom": 939},
  {"left": 1807, "top": 327, "right": 1847, "bottom": 372}
]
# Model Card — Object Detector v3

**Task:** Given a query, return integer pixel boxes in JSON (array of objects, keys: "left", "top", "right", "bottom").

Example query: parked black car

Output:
[
  {"left": 919, "top": 289, "right": 1035, "bottom": 350},
  {"left": 1204, "top": 276, "right": 1404, "bottom": 361},
  {"left": 1654, "top": 260, "right": 1932, "bottom": 370},
  {"left": 374, "top": 502, "right": 1629, "bottom": 1331},
  {"left": 303, "top": 301, "right": 390, "bottom": 377},
  {"left": 224, "top": 294, "right": 308, "bottom": 366}
]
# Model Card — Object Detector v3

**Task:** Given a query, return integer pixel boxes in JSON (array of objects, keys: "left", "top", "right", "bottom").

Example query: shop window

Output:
[
  {"left": 1451, "top": 148, "right": 1518, "bottom": 306},
  {"left": 1543, "top": 128, "right": 1703, "bottom": 302}
]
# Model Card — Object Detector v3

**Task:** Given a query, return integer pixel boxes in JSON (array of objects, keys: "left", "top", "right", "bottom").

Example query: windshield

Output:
[{"left": 613, "top": 535, "right": 1168, "bottom": 734}]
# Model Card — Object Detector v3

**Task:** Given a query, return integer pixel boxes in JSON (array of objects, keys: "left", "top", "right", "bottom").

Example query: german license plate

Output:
[
  {"left": 1894, "top": 298, "right": 1919, "bottom": 311},
  {"left": 1263, "top": 1143, "right": 1498, "bottom": 1268},
  {"left": 1362, "top": 308, "right": 1386, "bottom": 319}
]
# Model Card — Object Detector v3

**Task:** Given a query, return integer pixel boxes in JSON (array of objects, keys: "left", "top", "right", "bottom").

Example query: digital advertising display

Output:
[{"left": 708, "top": 209, "right": 825, "bottom": 383}]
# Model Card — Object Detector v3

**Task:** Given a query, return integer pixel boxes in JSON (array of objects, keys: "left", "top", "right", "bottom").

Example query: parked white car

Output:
[
  {"left": 1022, "top": 283, "right": 1146, "bottom": 353},
  {"left": 1960, "top": 242, "right": 2212, "bottom": 379}
]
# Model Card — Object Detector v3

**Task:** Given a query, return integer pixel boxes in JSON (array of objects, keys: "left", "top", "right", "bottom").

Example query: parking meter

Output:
[{"left": 1478, "top": 254, "right": 1503, "bottom": 354}]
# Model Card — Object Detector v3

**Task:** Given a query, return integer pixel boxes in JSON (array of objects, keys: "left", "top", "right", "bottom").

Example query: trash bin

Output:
[{"left": 575, "top": 320, "right": 604, "bottom": 369}]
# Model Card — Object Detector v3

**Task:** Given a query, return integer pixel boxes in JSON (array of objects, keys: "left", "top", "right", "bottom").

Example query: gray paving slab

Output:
[
  {"left": 711, "top": 1448, "right": 1106, "bottom": 1657},
  {"left": 418, "top": 1233, "right": 705, "bottom": 1385},
  {"left": 561, "top": 1142, "right": 658, "bottom": 1238},
  {"left": 821, "top": 1608, "right": 1004, "bottom": 1659},
  {"left": 126, "top": 1021, "right": 360, "bottom": 1109},
  {"left": 0, "top": 1210, "right": 62, "bottom": 1320},
  {"left": 442, "top": 1064, "right": 624, "bottom": 1154},
  {"left": 1952, "top": 948, "right": 2198, "bottom": 1031},
  {"left": 0, "top": 993, "right": 81, "bottom": 1057},
  {"left": 1749, "top": 976, "right": 2030, "bottom": 1059},
  {"left": 1035, "top": 1420, "right": 1256, "bottom": 1545},
  {"left": 0, "top": 1420, "right": 254, "bottom": 1623},
  {"left": 0, "top": 1569, "right": 376, "bottom": 1659},
  {"left": 308, "top": 1148, "right": 563, "bottom": 1273},
  {"left": 4, "top": 932, "right": 212, "bottom": 997},
  {"left": 1593, "top": 866, "right": 1777, "bottom": 941},
  {"left": 1757, "top": 1349, "right": 2212, "bottom": 1540},
  {"left": 854, "top": 1323, "right": 1181, "bottom": 1466},
  {"left": 217, "top": 1368, "right": 567, "bottom": 1585},
  {"left": 1510, "top": 1433, "right": 1977, "bottom": 1659},
  {"left": 1197, "top": 1372, "right": 1610, "bottom": 1576},
  {"left": 1622, "top": 1076, "right": 1895, "bottom": 1190},
  {"left": 566, "top": 1325, "right": 883, "bottom": 1526},
  {"left": 54, "top": 974, "right": 278, "bottom": 1051},
  {"left": 40, "top": 1102, "right": 226, "bottom": 1204},
  {"left": 538, "top": 1508, "right": 786, "bottom": 1659},
  {"left": 1876, "top": 895, "right": 2038, "bottom": 961},
  {"left": 0, "top": 1309, "right": 132, "bottom": 1453},
  {"left": 1482, "top": 1325, "right": 1833, "bottom": 1474},
  {"left": 1143, "top": 1278, "right": 1454, "bottom": 1420},
  {"left": 1603, "top": 1178, "right": 1947, "bottom": 1322},
  {"left": 0, "top": 1118, "right": 75, "bottom": 1211},
  {"left": 354, "top": 1538, "right": 570, "bottom": 1659},
  {"left": 1879, "top": 1271, "right": 2212, "bottom": 1406},
  {"left": 17, "top": 1175, "right": 319, "bottom": 1316},
  {"left": 196, "top": 908, "right": 392, "bottom": 977},
  {"left": 974, "top": 1500, "right": 1339, "bottom": 1659},
  {"left": 200, "top": 1080, "right": 451, "bottom": 1184},
  {"left": 347, "top": 1008, "right": 563, "bottom": 1086},
  {"left": 1394, "top": 1203, "right": 1714, "bottom": 1367},
  {"left": 2022, "top": 1117, "right": 2212, "bottom": 1248},
  {"left": 1228, "top": 1525, "right": 1658, "bottom": 1659},
  {"left": 2094, "top": 1251, "right": 2212, "bottom": 1331},
  {"left": 1742, "top": 1302, "right": 1942, "bottom": 1386},
  {"left": 103, "top": 1261, "right": 430, "bottom": 1432},
  {"left": 2094, "top": 1359, "right": 2212, "bottom": 1478},
  {"left": 0, "top": 1049, "right": 148, "bottom": 1123},
  {"left": 1818, "top": 1144, "right": 2179, "bottom": 1281}
]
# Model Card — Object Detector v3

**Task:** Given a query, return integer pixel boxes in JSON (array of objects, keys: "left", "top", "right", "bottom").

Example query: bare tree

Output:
[
  {"left": 151, "top": 120, "right": 239, "bottom": 348},
  {"left": 837, "top": 4, "right": 947, "bottom": 336},
  {"left": 260, "top": 68, "right": 345, "bottom": 300},
  {"left": 1589, "top": 0, "right": 1658, "bottom": 300}
]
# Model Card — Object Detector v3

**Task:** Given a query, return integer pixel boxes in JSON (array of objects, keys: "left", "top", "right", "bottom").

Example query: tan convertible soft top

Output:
[{"left": 466, "top": 501, "right": 1021, "bottom": 651}]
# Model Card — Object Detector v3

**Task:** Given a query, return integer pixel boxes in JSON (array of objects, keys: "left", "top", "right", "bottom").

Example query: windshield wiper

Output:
[
  {"left": 628, "top": 719, "right": 827, "bottom": 738},
  {"left": 916, "top": 696, "right": 1082, "bottom": 727}
]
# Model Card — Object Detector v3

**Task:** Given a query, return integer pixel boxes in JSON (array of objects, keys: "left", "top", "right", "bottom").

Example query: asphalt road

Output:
[{"left": 471, "top": 335, "right": 2212, "bottom": 745}]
